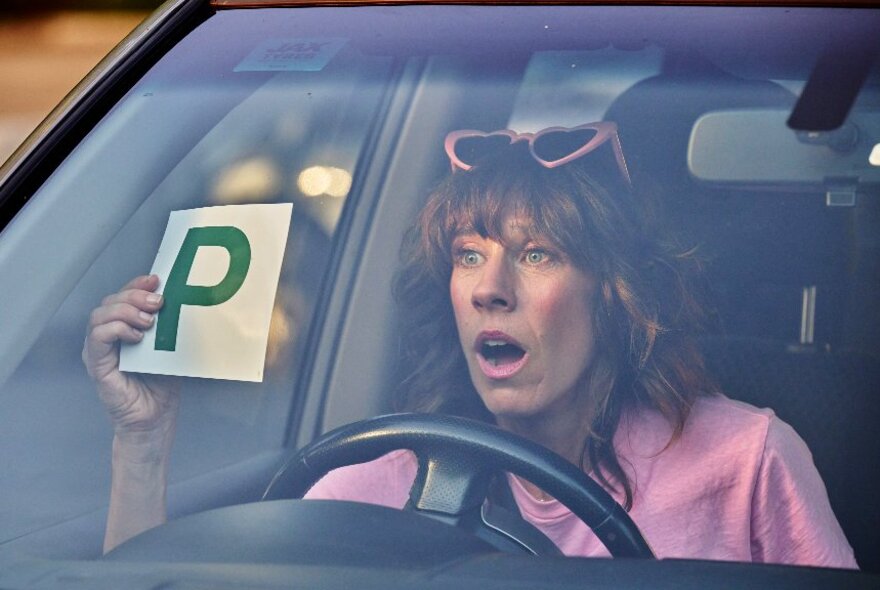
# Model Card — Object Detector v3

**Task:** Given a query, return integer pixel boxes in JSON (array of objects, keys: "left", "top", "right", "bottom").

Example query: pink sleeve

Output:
[
  {"left": 750, "top": 418, "right": 858, "bottom": 569},
  {"left": 302, "top": 449, "right": 416, "bottom": 510}
]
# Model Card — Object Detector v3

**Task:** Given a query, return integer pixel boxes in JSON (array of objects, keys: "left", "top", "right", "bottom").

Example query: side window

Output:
[{"left": 0, "top": 12, "right": 393, "bottom": 548}]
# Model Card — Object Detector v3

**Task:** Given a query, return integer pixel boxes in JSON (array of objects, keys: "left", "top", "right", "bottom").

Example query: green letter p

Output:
[{"left": 155, "top": 226, "right": 251, "bottom": 352}]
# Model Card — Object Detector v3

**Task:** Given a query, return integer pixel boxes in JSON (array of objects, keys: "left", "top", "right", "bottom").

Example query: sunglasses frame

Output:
[{"left": 444, "top": 122, "right": 632, "bottom": 187}]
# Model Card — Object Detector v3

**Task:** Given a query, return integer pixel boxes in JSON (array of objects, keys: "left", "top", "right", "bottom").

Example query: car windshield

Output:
[{"left": 0, "top": 3, "right": 877, "bottom": 579}]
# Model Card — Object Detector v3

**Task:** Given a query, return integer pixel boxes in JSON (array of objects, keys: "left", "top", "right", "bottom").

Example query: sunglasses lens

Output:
[
  {"left": 532, "top": 128, "right": 597, "bottom": 162},
  {"left": 453, "top": 134, "right": 514, "bottom": 167}
]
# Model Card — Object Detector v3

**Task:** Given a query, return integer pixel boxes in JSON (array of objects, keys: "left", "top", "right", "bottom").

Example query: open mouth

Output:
[
  {"left": 480, "top": 339, "right": 526, "bottom": 367},
  {"left": 475, "top": 332, "right": 528, "bottom": 379}
]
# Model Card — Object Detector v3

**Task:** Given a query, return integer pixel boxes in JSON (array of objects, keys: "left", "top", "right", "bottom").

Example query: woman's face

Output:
[{"left": 449, "top": 216, "right": 598, "bottom": 424}]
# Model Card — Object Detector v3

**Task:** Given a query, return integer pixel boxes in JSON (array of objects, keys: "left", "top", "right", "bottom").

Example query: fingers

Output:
[
  {"left": 83, "top": 320, "right": 142, "bottom": 381},
  {"left": 89, "top": 301, "right": 158, "bottom": 335},
  {"left": 121, "top": 274, "right": 160, "bottom": 293},
  {"left": 83, "top": 275, "right": 163, "bottom": 378},
  {"left": 90, "top": 285, "right": 162, "bottom": 345},
  {"left": 89, "top": 317, "right": 148, "bottom": 347},
  {"left": 102, "top": 275, "right": 163, "bottom": 310}
]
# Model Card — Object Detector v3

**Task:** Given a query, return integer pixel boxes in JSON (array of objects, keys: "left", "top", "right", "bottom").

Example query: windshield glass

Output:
[{"left": 0, "top": 4, "right": 877, "bottom": 573}]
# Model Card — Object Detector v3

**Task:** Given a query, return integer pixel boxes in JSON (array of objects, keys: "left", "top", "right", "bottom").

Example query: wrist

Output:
[{"left": 112, "top": 413, "right": 177, "bottom": 465}]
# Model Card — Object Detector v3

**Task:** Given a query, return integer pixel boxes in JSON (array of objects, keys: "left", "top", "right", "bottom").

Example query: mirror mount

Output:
[
  {"left": 787, "top": 14, "right": 880, "bottom": 132},
  {"left": 797, "top": 122, "right": 859, "bottom": 155}
]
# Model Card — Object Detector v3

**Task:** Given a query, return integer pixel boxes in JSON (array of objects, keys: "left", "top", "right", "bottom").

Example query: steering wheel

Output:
[{"left": 263, "top": 413, "right": 653, "bottom": 559}]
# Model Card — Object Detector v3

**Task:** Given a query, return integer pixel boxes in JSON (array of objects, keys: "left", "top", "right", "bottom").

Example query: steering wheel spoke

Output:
[{"left": 407, "top": 451, "right": 494, "bottom": 517}]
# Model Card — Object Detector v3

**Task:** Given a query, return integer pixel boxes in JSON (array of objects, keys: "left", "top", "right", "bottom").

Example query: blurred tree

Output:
[{"left": 1, "top": 0, "right": 164, "bottom": 13}]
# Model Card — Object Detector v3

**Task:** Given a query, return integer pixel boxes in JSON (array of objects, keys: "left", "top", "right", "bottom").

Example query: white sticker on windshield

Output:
[
  {"left": 119, "top": 203, "right": 293, "bottom": 382},
  {"left": 234, "top": 38, "right": 347, "bottom": 72}
]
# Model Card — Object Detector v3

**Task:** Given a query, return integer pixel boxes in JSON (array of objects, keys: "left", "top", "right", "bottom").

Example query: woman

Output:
[{"left": 83, "top": 123, "right": 856, "bottom": 567}]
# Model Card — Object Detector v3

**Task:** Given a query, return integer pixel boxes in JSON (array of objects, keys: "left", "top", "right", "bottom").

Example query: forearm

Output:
[{"left": 103, "top": 417, "right": 176, "bottom": 554}]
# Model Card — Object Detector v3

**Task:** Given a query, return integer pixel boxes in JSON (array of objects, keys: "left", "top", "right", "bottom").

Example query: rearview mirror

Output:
[{"left": 687, "top": 110, "right": 880, "bottom": 186}]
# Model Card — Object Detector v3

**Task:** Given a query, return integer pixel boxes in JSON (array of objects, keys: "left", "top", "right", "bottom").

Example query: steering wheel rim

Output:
[{"left": 263, "top": 413, "right": 654, "bottom": 559}]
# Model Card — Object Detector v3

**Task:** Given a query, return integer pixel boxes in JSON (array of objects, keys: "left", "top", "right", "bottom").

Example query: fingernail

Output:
[
  {"left": 132, "top": 328, "right": 144, "bottom": 339},
  {"left": 139, "top": 311, "right": 154, "bottom": 323},
  {"left": 146, "top": 294, "right": 162, "bottom": 304}
]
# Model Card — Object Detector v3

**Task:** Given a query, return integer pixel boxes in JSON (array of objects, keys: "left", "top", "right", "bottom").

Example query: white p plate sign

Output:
[{"left": 120, "top": 203, "right": 293, "bottom": 382}]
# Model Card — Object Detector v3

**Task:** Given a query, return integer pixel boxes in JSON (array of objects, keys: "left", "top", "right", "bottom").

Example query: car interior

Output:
[{"left": 0, "top": 3, "right": 877, "bottom": 588}]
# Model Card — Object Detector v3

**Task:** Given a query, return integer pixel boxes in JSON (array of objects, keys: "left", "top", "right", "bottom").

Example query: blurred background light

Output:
[
  {"left": 212, "top": 157, "right": 281, "bottom": 204},
  {"left": 296, "top": 165, "right": 351, "bottom": 198}
]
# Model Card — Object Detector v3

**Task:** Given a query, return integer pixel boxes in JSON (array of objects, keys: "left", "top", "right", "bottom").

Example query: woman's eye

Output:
[
  {"left": 524, "top": 249, "right": 549, "bottom": 265},
  {"left": 457, "top": 250, "right": 483, "bottom": 266}
]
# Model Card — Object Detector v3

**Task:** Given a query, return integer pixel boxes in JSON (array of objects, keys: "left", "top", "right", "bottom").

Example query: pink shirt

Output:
[{"left": 305, "top": 395, "right": 857, "bottom": 568}]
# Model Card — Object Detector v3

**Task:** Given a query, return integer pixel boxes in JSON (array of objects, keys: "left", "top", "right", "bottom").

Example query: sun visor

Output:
[{"left": 688, "top": 109, "right": 880, "bottom": 189}]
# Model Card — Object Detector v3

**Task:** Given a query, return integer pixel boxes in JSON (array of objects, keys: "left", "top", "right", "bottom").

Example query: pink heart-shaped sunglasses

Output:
[{"left": 444, "top": 122, "right": 632, "bottom": 187}]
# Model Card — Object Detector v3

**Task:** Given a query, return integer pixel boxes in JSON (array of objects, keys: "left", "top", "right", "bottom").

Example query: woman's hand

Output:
[
  {"left": 83, "top": 274, "right": 180, "bottom": 434},
  {"left": 84, "top": 274, "right": 182, "bottom": 552}
]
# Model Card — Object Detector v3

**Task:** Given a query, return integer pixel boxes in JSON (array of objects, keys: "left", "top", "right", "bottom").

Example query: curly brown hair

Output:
[{"left": 392, "top": 144, "right": 715, "bottom": 509}]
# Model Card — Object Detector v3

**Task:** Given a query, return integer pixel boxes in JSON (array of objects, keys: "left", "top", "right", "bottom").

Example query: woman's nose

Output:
[{"left": 471, "top": 257, "right": 516, "bottom": 311}]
